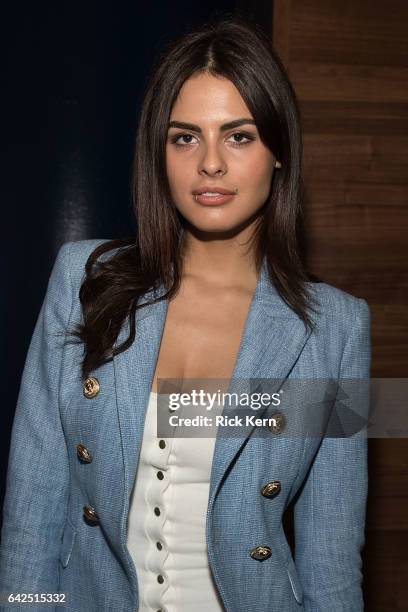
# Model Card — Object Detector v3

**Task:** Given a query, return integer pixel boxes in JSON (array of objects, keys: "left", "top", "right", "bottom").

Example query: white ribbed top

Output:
[{"left": 126, "top": 391, "right": 226, "bottom": 612}]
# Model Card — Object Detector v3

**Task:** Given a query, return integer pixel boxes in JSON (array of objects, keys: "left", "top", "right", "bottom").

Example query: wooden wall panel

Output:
[
  {"left": 290, "top": 0, "right": 408, "bottom": 66},
  {"left": 272, "top": 1, "right": 408, "bottom": 610}
]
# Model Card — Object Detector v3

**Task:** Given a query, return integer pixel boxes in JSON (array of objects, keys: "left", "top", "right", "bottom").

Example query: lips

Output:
[
  {"left": 192, "top": 191, "right": 236, "bottom": 206},
  {"left": 192, "top": 186, "right": 236, "bottom": 195}
]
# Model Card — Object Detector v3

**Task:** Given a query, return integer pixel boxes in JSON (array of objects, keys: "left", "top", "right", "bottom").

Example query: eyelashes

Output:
[{"left": 169, "top": 131, "right": 256, "bottom": 147}]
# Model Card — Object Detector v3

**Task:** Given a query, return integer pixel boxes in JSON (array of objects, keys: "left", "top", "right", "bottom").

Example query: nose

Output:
[{"left": 198, "top": 140, "right": 227, "bottom": 176}]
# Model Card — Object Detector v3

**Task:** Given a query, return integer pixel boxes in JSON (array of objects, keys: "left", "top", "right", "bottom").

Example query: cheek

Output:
[
  {"left": 166, "top": 151, "right": 190, "bottom": 197},
  {"left": 239, "top": 153, "right": 274, "bottom": 196}
]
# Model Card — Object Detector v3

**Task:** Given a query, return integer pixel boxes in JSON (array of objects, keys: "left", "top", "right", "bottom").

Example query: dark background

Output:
[{"left": 2, "top": 0, "right": 272, "bottom": 509}]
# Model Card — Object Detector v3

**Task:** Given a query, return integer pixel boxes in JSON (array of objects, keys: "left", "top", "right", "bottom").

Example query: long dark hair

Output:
[{"left": 69, "top": 15, "right": 320, "bottom": 381}]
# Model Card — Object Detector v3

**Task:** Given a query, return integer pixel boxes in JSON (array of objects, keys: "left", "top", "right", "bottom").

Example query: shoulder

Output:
[
  {"left": 301, "top": 281, "right": 371, "bottom": 377},
  {"left": 57, "top": 238, "right": 123, "bottom": 287},
  {"left": 306, "top": 280, "right": 370, "bottom": 327}
]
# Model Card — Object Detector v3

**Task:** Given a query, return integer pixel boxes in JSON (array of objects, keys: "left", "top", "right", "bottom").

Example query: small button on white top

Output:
[{"left": 126, "top": 391, "right": 225, "bottom": 612}]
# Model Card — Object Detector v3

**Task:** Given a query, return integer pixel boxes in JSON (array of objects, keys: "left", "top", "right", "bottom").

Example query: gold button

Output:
[
  {"left": 83, "top": 504, "right": 99, "bottom": 524},
  {"left": 267, "top": 412, "right": 286, "bottom": 434},
  {"left": 260, "top": 480, "right": 281, "bottom": 498},
  {"left": 83, "top": 377, "right": 100, "bottom": 399},
  {"left": 76, "top": 443, "right": 93, "bottom": 464},
  {"left": 250, "top": 545, "right": 272, "bottom": 561}
]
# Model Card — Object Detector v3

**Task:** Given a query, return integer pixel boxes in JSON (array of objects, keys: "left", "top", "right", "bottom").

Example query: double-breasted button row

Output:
[
  {"left": 83, "top": 504, "right": 99, "bottom": 524},
  {"left": 83, "top": 376, "right": 100, "bottom": 399},
  {"left": 77, "top": 408, "right": 98, "bottom": 523},
  {"left": 251, "top": 478, "right": 281, "bottom": 560},
  {"left": 81, "top": 379, "right": 97, "bottom": 532}
]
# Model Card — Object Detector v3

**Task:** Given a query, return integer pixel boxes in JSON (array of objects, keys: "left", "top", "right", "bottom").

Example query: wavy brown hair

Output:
[{"left": 69, "top": 14, "right": 321, "bottom": 381}]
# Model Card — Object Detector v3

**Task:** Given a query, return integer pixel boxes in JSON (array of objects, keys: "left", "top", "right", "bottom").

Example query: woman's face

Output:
[{"left": 166, "top": 71, "right": 281, "bottom": 235}]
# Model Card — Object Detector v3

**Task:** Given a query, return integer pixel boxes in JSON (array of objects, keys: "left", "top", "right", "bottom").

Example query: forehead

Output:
[{"left": 170, "top": 72, "right": 252, "bottom": 122}]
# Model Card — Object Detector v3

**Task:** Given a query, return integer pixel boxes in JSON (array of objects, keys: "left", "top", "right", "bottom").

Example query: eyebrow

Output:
[{"left": 168, "top": 118, "right": 256, "bottom": 133}]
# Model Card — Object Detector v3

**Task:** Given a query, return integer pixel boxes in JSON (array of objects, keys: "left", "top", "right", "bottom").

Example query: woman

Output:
[{"left": 0, "top": 15, "right": 370, "bottom": 612}]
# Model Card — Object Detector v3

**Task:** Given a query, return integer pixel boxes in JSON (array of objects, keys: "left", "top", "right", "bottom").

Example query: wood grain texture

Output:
[{"left": 272, "top": 1, "right": 408, "bottom": 609}]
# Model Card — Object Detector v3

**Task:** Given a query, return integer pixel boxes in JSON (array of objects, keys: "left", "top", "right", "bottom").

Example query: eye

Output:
[
  {"left": 227, "top": 132, "right": 255, "bottom": 147},
  {"left": 169, "top": 130, "right": 255, "bottom": 147},
  {"left": 170, "top": 133, "right": 199, "bottom": 146}
]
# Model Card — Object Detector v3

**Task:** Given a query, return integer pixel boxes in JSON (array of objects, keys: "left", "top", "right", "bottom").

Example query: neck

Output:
[{"left": 180, "top": 219, "right": 260, "bottom": 289}]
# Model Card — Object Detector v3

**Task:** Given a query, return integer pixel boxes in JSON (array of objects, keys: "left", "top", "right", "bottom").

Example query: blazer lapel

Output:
[
  {"left": 112, "top": 291, "right": 168, "bottom": 508},
  {"left": 112, "top": 257, "right": 313, "bottom": 529},
  {"left": 206, "top": 262, "right": 313, "bottom": 509}
]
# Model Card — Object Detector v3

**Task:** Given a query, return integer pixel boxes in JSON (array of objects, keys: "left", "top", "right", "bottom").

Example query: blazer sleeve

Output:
[
  {"left": 293, "top": 298, "right": 371, "bottom": 612},
  {"left": 0, "top": 242, "right": 74, "bottom": 609}
]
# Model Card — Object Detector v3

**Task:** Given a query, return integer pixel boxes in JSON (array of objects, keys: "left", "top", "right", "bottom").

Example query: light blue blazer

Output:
[{"left": 0, "top": 239, "right": 371, "bottom": 612}]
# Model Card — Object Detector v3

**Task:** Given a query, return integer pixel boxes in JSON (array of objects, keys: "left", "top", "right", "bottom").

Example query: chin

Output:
[{"left": 184, "top": 215, "right": 250, "bottom": 236}]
